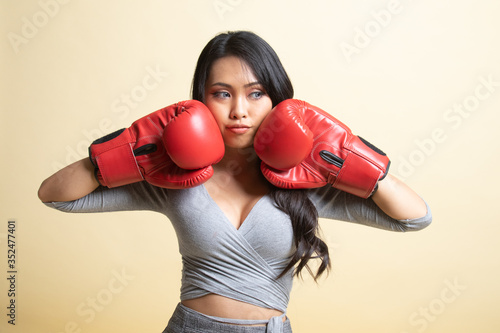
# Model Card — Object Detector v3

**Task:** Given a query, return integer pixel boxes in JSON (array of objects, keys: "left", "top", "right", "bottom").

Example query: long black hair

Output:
[
  {"left": 192, "top": 31, "right": 292, "bottom": 108},
  {"left": 191, "top": 31, "right": 330, "bottom": 281}
]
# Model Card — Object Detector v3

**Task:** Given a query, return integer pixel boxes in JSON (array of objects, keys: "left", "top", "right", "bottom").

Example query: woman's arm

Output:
[
  {"left": 308, "top": 178, "right": 431, "bottom": 232},
  {"left": 371, "top": 174, "right": 428, "bottom": 220},
  {"left": 38, "top": 158, "right": 99, "bottom": 203}
]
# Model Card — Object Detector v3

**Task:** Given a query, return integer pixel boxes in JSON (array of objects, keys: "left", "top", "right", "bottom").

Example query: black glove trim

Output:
[
  {"left": 92, "top": 128, "right": 126, "bottom": 145},
  {"left": 358, "top": 136, "right": 386, "bottom": 156},
  {"left": 319, "top": 150, "right": 344, "bottom": 168},
  {"left": 134, "top": 144, "right": 157, "bottom": 156}
]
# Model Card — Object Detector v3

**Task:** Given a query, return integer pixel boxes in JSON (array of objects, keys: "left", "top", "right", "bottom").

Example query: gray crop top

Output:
[{"left": 45, "top": 182, "right": 432, "bottom": 314}]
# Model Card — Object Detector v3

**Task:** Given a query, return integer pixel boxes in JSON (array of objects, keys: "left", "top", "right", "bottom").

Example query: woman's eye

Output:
[
  {"left": 213, "top": 91, "right": 230, "bottom": 99},
  {"left": 250, "top": 91, "right": 264, "bottom": 99}
]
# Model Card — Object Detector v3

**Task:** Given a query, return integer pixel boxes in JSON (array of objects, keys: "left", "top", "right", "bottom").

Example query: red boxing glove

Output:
[
  {"left": 254, "top": 99, "right": 390, "bottom": 198},
  {"left": 89, "top": 100, "right": 224, "bottom": 189}
]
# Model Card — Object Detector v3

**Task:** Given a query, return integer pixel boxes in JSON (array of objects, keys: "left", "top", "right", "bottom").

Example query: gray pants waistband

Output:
[{"left": 162, "top": 303, "right": 292, "bottom": 333}]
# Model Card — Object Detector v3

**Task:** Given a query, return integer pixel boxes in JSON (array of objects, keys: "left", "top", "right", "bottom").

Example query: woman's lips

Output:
[{"left": 226, "top": 125, "right": 251, "bottom": 134}]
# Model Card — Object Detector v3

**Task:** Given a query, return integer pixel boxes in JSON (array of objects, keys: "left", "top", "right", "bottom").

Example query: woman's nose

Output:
[{"left": 229, "top": 98, "right": 248, "bottom": 119}]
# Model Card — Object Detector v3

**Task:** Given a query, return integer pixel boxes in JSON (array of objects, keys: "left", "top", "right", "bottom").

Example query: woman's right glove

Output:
[
  {"left": 254, "top": 99, "right": 390, "bottom": 198},
  {"left": 89, "top": 100, "right": 225, "bottom": 189}
]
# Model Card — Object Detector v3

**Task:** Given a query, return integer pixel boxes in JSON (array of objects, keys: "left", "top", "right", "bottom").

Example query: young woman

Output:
[{"left": 38, "top": 31, "right": 432, "bottom": 333}]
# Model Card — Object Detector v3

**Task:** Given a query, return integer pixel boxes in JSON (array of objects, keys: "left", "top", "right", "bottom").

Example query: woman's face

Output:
[{"left": 204, "top": 56, "right": 273, "bottom": 149}]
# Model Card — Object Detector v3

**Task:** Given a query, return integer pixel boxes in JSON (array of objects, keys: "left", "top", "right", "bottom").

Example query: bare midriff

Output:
[{"left": 181, "top": 293, "right": 285, "bottom": 326}]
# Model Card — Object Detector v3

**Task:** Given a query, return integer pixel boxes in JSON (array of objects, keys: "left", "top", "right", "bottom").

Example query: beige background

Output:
[{"left": 1, "top": 0, "right": 499, "bottom": 332}]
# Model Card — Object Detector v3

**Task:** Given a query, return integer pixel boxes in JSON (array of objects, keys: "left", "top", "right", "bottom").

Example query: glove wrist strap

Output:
[{"left": 89, "top": 129, "right": 144, "bottom": 188}]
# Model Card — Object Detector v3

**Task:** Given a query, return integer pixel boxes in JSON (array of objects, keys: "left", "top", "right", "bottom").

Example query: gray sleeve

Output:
[
  {"left": 43, "top": 182, "right": 169, "bottom": 214},
  {"left": 307, "top": 186, "right": 432, "bottom": 232}
]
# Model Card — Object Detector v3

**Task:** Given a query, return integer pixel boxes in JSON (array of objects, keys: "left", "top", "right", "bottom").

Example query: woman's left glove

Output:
[
  {"left": 254, "top": 99, "right": 390, "bottom": 198},
  {"left": 89, "top": 100, "right": 225, "bottom": 189}
]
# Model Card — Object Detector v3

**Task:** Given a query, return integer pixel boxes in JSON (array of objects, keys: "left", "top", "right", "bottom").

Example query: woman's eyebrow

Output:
[
  {"left": 210, "top": 81, "right": 262, "bottom": 88},
  {"left": 244, "top": 82, "right": 262, "bottom": 88},
  {"left": 211, "top": 82, "right": 231, "bottom": 88}
]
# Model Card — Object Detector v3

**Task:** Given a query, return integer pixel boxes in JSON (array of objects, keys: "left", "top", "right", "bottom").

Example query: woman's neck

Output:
[
  {"left": 207, "top": 146, "right": 271, "bottom": 197},
  {"left": 215, "top": 147, "right": 260, "bottom": 175}
]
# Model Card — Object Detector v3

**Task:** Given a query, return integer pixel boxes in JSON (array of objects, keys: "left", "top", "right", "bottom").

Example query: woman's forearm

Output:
[
  {"left": 38, "top": 158, "right": 99, "bottom": 203},
  {"left": 371, "top": 174, "right": 428, "bottom": 220}
]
